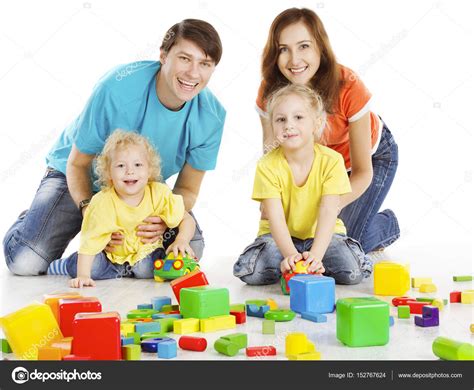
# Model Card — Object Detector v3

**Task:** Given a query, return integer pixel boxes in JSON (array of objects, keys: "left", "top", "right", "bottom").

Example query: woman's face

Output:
[{"left": 277, "top": 22, "right": 321, "bottom": 85}]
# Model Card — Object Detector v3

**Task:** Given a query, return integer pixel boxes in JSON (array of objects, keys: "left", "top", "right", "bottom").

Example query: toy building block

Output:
[
  {"left": 121, "top": 336, "right": 135, "bottom": 346},
  {"left": 120, "top": 322, "right": 135, "bottom": 336},
  {"left": 179, "top": 336, "right": 207, "bottom": 352},
  {"left": 0, "top": 302, "right": 63, "bottom": 360},
  {"left": 288, "top": 275, "right": 335, "bottom": 314},
  {"left": 336, "top": 297, "right": 390, "bottom": 347},
  {"left": 246, "top": 346, "right": 277, "bottom": 357},
  {"left": 246, "top": 304, "right": 270, "bottom": 318},
  {"left": 37, "top": 347, "right": 63, "bottom": 360},
  {"left": 432, "top": 337, "right": 474, "bottom": 360},
  {"left": 152, "top": 313, "right": 182, "bottom": 320},
  {"left": 43, "top": 292, "right": 82, "bottom": 323},
  {"left": 453, "top": 275, "right": 473, "bottom": 282},
  {"left": 411, "top": 277, "right": 432, "bottom": 288},
  {"left": 397, "top": 305, "right": 410, "bottom": 319},
  {"left": 122, "top": 344, "right": 141, "bottom": 360},
  {"left": 230, "top": 303, "right": 245, "bottom": 312},
  {"left": 140, "top": 332, "right": 168, "bottom": 341},
  {"left": 200, "top": 315, "right": 236, "bottom": 333},
  {"left": 127, "top": 309, "right": 159, "bottom": 319},
  {"left": 155, "top": 318, "right": 176, "bottom": 333},
  {"left": 157, "top": 339, "right": 177, "bottom": 359},
  {"left": 59, "top": 297, "right": 102, "bottom": 337},
  {"left": 230, "top": 310, "right": 246, "bottom": 324},
  {"left": 431, "top": 299, "right": 444, "bottom": 311},
  {"left": 391, "top": 297, "right": 428, "bottom": 314},
  {"left": 267, "top": 298, "right": 278, "bottom": 310},
  {"left": 126, "top": 332, "right": 141, "bottom": 344},
  {"left": 301, "top": 312, "right": 327, "bottom": 323},
  {"left": 245, "top": 299, "right": 268, "bottom": 307},
  {"left": 180, "top": 286, "right": 229, "bottom": 319},
  {"left": 161, "top": 304, "right": 179, "bottom": 313},
  {"left": 389, "top": 316, "right": 394, "bottom": 327},
  {"left": 262, "top": 319, "right": 275, "bottom": 334},
  {"left": 222, "top": 333, "right": 248, "bottom": 349},
  {"left": 419, "top": 283, "right": 437, "bottom": 293},
  {"left": 141, "top": 337, "right": 174, "bottom": 353},
  {"left": 461, "top": 290, "right": 474, "bottom": 304},
  {"left": 151, "top": 296, "right": 172, "bottom": 311},
  {"left": 287, "top": 352, "right": 321, "bottom": 360},
  {"left": 1, "top": 338, "right": 12, "bottom": 353},
  {"left": 173, "top": 318, "right": 200, "bottom": 334},
  {"left": 450, "top": 291, "right": 462, "bottom": 303},
  {"left": 285, "top": 333, "right": 314, "bottom": 357},
  {"left": 214, "top": 338, "right": 239, "bottom": 357},
  {"left": 264, "top": 309, "right": 296, "bottom": 322},
  {"left": 50, "top": 337, "right": 72, "bottom": 358},
  {"left": 63, "top": 354, "right": 92, "bottom": 360},
  {"left": 171, "top": 270, "right": 209, "bottom": 303},
  {"left": 374, "top": 262, "right": 410, "bottom": 296},
  {"left": 470, "top": 324, "right": 474, "bottom": 333},
  {"left": 414, "top": 306, "right": 439, "bottom": 327},
  {"left": 416, "top": 297, "right": 434, "bottom": 303},
  {"left": 137, "top": 303, "right": 153, "bottom": 310},
  {"left": 135, "top": 322, "right": 161, "bottom": 335},
  {"left": 71, "top": 312, "right": 121, "bottom": 360}
]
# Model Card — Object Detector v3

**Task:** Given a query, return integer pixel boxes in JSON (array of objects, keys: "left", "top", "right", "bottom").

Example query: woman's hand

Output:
[
  {"left": 302, "top": 251, "right": 325, "bottom": 274},
  {"left": 166, "top": 239, "right": 195, "bottom": 258},
  {"left": 136, "top": 216, "right": 167, "bottom": 244},
  {"left": 280, "top": 253, "right": 303, "bottom": 273},
  {"left": 69, "top": 276, "right": 96, "bottom": 288}
]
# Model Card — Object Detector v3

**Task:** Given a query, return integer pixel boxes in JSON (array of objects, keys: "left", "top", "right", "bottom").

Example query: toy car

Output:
[
  {"left": 154, "top": 252, "right": 200, "bottom": 282},
  {"left": 280, "top": 260, "right": 317, "bottom": 295}
]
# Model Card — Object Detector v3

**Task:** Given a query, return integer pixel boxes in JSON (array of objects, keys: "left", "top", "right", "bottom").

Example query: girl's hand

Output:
[
  {"left": 69, "top": 276, "right": 96, "bottom": 288},
  {"left": 302, "top": 251, "right": 325, "bottom": 274},
  {"left": 166, "top": 239, "right": 195, "bottom": 258},
  {"left": 280, "top": 253, "right": 303, "bottom": 273}
]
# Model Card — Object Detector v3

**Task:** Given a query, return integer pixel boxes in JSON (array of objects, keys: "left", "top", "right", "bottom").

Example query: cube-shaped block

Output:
[
  {"left": 157, "top": 339, "right": 177, "bottom": 359},
  {"left": 170, "top": 270, "right": 209, "bottom": 303},
  {"left": 59, "top": 297, "right": 102, "bottom": 337},
  {"left": 288, "top": 275, "right": 335, "bottom": 314},
  {"left": 135, "top": 322, "right": 161, "bottom": 335},
  {"left": 180, "top": 286, "right": 229, "bottom": 319},
  {"left": 173, "top": 318, "right": 200, "bottom": 334},
  {"left": 374, "top": 262, "right": 410, "bottom": 296},
  {"left": 50, "top": 337, "right": 72, "bottom": 358},
  {"left": 230, "top": 304, "right": 245, "bottom": 312},
  {"left": 262, "top": 319, "right": 275, "bottom": 334},
  {"left": 398, "top": 305, "right": 410, "bottom": 319},
  {"left": 37, "top": 347, "right": 63, "bottom": 360},
  {"left": 156, "top": 318, "right": 176, "bottom": 333},
  {"left": 43, "top": 292, "right": 82, "bottom": 323},
  {"left": 120, "top": 322, "right": 135, "bottom": 336},
  {"left": 411, "top": 277, "right": 432, "bottom": 288},
  {"left": 122, "top": 344, "right": 141, "bottom": 360},
  {"left": 151, "top": 296, "right": 172, "bottom": 311},
  {"left": 461, "top": 290, "right": 474, "bottom": 304},
  {"left": 336, "top": 297, "right": 389, "bottom": 347},
  {"left": 450, "top": 291, "right": 462, "bottom": 303},
  {"left": 419, "top": 283, "right": 437, "bottom": 293},
  {"left": 72, "top": 312, "right": 121, "bottom": 360}
]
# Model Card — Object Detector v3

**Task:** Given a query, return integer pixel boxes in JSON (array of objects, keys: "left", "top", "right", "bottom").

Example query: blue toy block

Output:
[
  {"left": 121, "top": 336, "right": 135, "bottom": 346},
  {"left": 141, "top": 337, "right": 173, "bottom": 353},
  {"left": 152, "top": 313, "right": 183, "bottom": 320},
  {"left": 301, "top": 312, "right": 327, "bottom": 323},
  {"left": 137, "top": 303, "right": 153, "bottom": 310},
  {"left": 288, "top": 275, "right": 335, "bottom": 314},
  {"left": 414, "top": 305, "right": 439, "bottom": 327},
  {"left": 135, "top": 322, "right": 162, "bottom": 335},
  {"left": 389, "top": 316, "right": 394, "bottom": 327},
  {"left": 157, "top": 339, "right": 177, "bottom": 359},
  {"left": 246, "top": 304, "right": 270, "bottom": 318},
  {"left": 151, "top": 296, "right": 172, "bottom": 311}
]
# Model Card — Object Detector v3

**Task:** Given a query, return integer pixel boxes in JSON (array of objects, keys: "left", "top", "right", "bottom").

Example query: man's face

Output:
[{"left": 158, "top": 39, "right": 216, "bottom": 109}]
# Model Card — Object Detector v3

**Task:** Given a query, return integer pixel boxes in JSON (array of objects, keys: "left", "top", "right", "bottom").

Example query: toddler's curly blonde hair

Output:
[{"left": 95, "top": 129, "right": 162, "bottom": 190}]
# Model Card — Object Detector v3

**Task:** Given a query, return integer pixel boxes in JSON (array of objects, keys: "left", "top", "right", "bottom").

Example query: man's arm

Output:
[
  {"left": 173, "top": 163, "right": 206, "bottom": 211},
  {"left": 66, "top": 144, "right": 95, "bottom": 213}
]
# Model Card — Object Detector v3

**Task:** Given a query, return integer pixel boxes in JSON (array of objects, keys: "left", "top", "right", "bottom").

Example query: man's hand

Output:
[{"left": 280, "top": 253, "right": 303, "bottom": 273}]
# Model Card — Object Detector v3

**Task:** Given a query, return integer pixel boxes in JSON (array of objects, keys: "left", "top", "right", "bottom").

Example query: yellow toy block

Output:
[
  {"left": 374, "top": 262, "right": 410, "bottom": 296},
  {"left": 50, "top": 337, "right": 72, "bottom": 358},
  {"left": 470, "top": 324, "right": 474, "bottom": 333},
  {"left": 120, "top": 322, "right": 135, "bottom": 336},
  {"left": 431, "top": 299, "right": 444, "bottom": 311},
  {"left": 411, "top": 277, "right": 432, "bottom": 288},
  {"left": 200, "top": 315, "right": 236, "bottom": 333},
  {"left": 288, "top": 351, "right": 321, "bottom": 360},
  {"left": 461, "top": 290, "right": 474, "bottom": 304},
  {"left": 173, "top": 318, "right": 200, "bottom": 334},
  {"left": 419, "top": 283, "right": 437, "bottom": 293},
  {"left": 267, "top": 298, "right": 278, "bottom": 310},
  {"left": 37, "top": 346, "right": 63, "bottom": 360},
  {"left": 285, "top": 333, "right": 314, "bottom": 357},
  {"left": 43, "top": 292, "right": 82, "bottom": 323},
  {"left": 0, "top": 302, "right": 63, "bottom": 360}
]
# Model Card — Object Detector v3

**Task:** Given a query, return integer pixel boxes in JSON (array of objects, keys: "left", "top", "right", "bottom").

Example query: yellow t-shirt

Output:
[
  {"left": 79, "top": 182, "right": 185, "bottom": 265},
  {"left": 252, "top": 144, "right": 352, "bottom": 240}
]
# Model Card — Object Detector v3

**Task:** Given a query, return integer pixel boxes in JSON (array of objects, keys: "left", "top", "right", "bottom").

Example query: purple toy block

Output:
[{"left": 414, "top": 305, "right": 439, "bottom": 327}]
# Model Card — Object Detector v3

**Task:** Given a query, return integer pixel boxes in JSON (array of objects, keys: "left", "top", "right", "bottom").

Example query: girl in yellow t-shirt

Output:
[
  {"left": 47, "top": 129, "right": 196, "bottom": 288},
  {"left": 234, "top": 84, "right": 372, "bottom": 285}
]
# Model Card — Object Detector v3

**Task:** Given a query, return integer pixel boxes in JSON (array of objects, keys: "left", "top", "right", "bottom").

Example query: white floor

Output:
[{"left": 1, "top": 241, "right": 472, "bottom": 361}]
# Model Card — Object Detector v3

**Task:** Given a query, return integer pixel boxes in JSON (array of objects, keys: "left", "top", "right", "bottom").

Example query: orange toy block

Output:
[
  {"left": 50, "top": 337, "right": 73, "bottom": 358},
  {"left": 43, "top": 292, "right": 82, "bottom": 323},
  {"left": 38, "top": 347, "right": 63, "bottom": 360}
]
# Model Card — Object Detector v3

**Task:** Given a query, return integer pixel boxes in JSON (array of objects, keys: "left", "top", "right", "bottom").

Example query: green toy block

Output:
[
  {"left": 336, "top": 297, "right": 389, "bottom": 347},
  {"left": 1, "top": 338, "right": 12, "bottom": 353},
  {"left": 230, "top": 303, "right": 245, "bottom": 312},
  {"left": 126, "top": 332, "right": 141, "bottom": 345},
  {"left": 140, "top": 332, "right": 168, "bottom": 341},
  {"left": 262, "top": 319, "right": 275, "bottom": 334},
  {"left": 214, "top": 339, "right": 239, "bottom": 356},
  {"left": 155, "top": 318, "right": 176, "bottom": 332},
  {"left": 127, "top": 309, "right": 158, "bottom": 319},
  {"left": 245, "top": 299, "right": 268, "bottom": 307},
  {"left": 416, "top": 297, "right": 434, "bottom": 303},
  {"left": 432, "top": 337, "right": 474, "bottom": 360},
  {"left": 180, "top": 286, "right": 229, "bottom": 319},
  {"left": 221, "top": 333, "right": 248, "bottom": 349},
  {"left": 122, "top": 344, "right": 141, "bottom": 360},
  {"left": 161, "top": 304, "right": 179, "bottom": 313},
  {"left": 397, "top": 305, "right": 410, "bottom": 319},
  {"left": 453, "top": 275, "right": 473, "bottom": 282}
]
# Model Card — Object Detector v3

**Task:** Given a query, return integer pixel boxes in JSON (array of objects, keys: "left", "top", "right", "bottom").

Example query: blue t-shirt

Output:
[{"left": 45, "top": 61, "right": 226, "bottom": 188}]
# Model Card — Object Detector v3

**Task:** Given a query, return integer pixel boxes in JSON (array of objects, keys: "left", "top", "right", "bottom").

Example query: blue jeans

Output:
[
  {"left": 3, "top": 168, "right": 205, "bottom": 276},
  {"left": 339, "top": 122, "right": 400, "bottom": 253},
  {"left": 233, "top": 233, "right": 373, "bottom": 286}
]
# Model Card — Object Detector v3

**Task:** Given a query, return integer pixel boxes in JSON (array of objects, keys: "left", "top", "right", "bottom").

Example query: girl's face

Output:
[
  {"left": 277, "top": 22, "right": 321, "bottom": 86},
  {"left": 272, "top": 94, "right": 318, "bottom": 151},
  {"left": 109, "top": 144, "right": 151, "bottom": 198}
]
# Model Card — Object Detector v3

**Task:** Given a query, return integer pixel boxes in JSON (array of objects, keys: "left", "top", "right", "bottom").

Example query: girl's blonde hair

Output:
[
  {"left": 95, "top": 129, "right": 162, "bottom": 190},
  {"left": 267, "top": 84, "right": 327, "bottom": 141}
]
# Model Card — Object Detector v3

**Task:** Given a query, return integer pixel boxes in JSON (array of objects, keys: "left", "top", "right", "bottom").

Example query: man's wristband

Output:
[{"left": 79, "top": 198, "right": 91, "bottom": 212}]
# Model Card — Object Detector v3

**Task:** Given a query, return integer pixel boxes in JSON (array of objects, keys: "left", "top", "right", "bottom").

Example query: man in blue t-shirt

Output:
[{"left": 3, "top": 19, "right": 226, "bottom": 276}]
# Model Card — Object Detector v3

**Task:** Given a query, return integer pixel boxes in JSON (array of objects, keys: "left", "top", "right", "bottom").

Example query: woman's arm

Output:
[{"left": 340, "top": 112, "right": 373, "bottom": 209}]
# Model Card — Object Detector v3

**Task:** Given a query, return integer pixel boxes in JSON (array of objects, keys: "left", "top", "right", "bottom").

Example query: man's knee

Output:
[
  {"left": 5, "top": 244, "right": 49, "bottom": 276},
  {"left": 190, "top": 238, "right": 205, "bottom": 260}
]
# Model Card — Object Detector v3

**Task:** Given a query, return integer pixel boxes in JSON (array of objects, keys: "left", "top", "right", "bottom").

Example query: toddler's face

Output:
[
  {"left": 272, "top": 94, "right": 317, "bottom": 151},
  {"left": 109, "top": 145, "right": 151, "bottom": 198}
]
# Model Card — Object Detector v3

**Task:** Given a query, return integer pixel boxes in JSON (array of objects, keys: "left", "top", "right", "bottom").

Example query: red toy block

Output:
[
  {"left": 59, "top": 297, "right": 102, "bottom": 337},
  {"left": 168, "top": 310, "right": 181, "bottom": 315},
  {"left": 63, "top": 354, "right": 92, "bottom": 360},
  {"left": 392, "top": 296, "right": 414, "bottom": 306},
  {"left": 246, "top": 346, "right": 277, "bottom": 357},
  {"left": 170, "top": 270, "right": 209, "bottom": 303},
  {"left": 178, "top": 336, "right": 207, "bottom": 352},
  {"left": 450, "top": 291, "right": 462, "bottom": 303},
  {"left": 230, "top": 310, "right": 246, "bottom": 324},
  {"left": 392, "top": 296, "right": 428, "bottom": 314},
  {"left": 71, "top": 312, "right": 121, "bottom": 360}
]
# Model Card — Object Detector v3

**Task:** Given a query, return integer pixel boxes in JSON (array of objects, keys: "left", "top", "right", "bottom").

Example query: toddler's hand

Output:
[
  {"left": 302, "top": 251, "right": 325, "bottom": 274},
  {"left": 166, "top": 239, "right": 195, "bottom": 258},
  {"left": 69, "top": 276, "right": 96, "bottom": 288},
  {"left": 280, "top": 253, "right": 303, "bottom": 273}
]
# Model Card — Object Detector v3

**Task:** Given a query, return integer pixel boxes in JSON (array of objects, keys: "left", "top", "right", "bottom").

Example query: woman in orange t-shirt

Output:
[{"left": 256, "top": 8, "right": 399, "bottom": 255}]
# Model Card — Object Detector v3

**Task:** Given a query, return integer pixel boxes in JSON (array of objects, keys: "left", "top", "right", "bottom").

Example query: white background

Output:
[{"left": 0, "top": 0, "right": 472, "bottom": 274}]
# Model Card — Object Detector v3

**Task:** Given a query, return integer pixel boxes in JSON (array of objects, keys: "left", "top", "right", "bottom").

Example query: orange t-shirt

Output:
[{"left": 256, "top": 65, "right": 381, "bottom": 170}]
